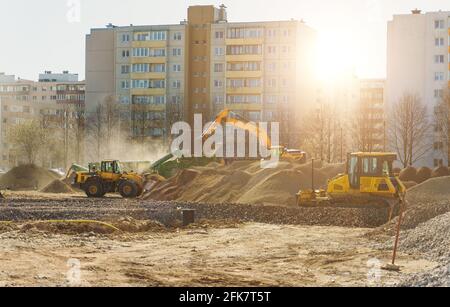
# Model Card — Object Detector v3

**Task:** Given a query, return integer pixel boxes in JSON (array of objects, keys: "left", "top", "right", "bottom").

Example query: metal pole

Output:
[
  {"left": 311, "top": 158, "right": 315, "bottom": 191},
  {"left": 391, "top": 197, "right": 405, "bottom": 266}
]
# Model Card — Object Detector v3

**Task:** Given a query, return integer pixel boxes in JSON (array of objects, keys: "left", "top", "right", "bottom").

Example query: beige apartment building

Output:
[
  {"left": 0, "top": 72, "right": 85, "bottom": 169},
  {"left": 85, "top": 4, "right": 316, "bottom": 148},
  {"left": 387, "top": 9, "right": 450, "bottom": 167}
]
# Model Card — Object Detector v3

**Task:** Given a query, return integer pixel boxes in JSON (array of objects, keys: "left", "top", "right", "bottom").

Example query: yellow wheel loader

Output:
[
  {"left": 297, "top": 152, "right": 406, "bottom": 220},
  {"left": 72, "top": 160, "right": 144, "bottom": 198}
]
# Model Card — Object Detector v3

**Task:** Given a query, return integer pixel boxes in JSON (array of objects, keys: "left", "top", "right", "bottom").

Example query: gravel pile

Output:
[
  {"left": 0, "top": 197, "right": 391, "bottom": 228},
  {"left": 399, "top": 264, "right": 449, "bottom": 287}
]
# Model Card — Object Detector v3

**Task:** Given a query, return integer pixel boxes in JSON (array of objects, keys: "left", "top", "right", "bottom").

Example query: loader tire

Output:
[
  {"left": 119, "top": 181, "right": 139, "bottom": 198},
  {"left": 84, "top": 178, "right": 105, "bottom": 198}
]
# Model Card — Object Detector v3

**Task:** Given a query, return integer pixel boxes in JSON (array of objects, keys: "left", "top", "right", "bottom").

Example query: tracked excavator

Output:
[{"left": 297, "top": 152, "right": 406, "bottom": 220}]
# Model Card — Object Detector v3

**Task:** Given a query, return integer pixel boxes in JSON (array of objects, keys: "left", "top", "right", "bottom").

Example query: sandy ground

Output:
[{"left": 0, "top": 191, "right": 437, "bottom": 287}]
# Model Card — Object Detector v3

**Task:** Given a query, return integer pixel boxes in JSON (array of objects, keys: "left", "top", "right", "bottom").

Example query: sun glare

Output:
[{"left": 316, "top": 30, "right": 358, "bottom": 82}]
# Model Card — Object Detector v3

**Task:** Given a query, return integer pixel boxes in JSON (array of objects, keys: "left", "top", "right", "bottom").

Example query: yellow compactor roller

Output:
[{"left": 297, "top": 152, "right": 406, "bottom": 219}]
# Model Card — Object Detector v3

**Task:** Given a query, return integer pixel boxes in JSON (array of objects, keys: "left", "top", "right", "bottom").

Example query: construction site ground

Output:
[{"left": 0, "top": 191, "right": 439, "bottom": 287}]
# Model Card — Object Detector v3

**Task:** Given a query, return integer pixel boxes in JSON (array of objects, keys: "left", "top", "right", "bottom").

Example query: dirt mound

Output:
[
  {"left": 0, "top": 164, "right": 59, "bottom": 191},
  {"left": 399, "top": 167, "right": 417, "bottom": 182},
  {"left": 111, "top": 217, "right": 167, "bottom": 233},
  {"left": 402, "top": 181, "right": 418, "bottom": 190},
  {"left": 40, "top": 180, "right": 74, "bottom": 194},
  {"left": 144, "top": 160, "right": 345, "bottom": 207},
  {"left": 407, "top": 176, "right": 450, "bottom": 203},
  {"left": 238, "top": 169, "right": 304, "bottom": 206},
  {"left": 20, "top": 220, "right": 120, "bottom": 235},
  {"left": 415, "top": 167, "right": 432, "bottom": 183},
  {"left": 431, "top": 166, "right": 449, "bottom": 178}
]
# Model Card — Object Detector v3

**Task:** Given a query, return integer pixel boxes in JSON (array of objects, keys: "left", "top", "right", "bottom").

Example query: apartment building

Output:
[
  {"left": 357, "top": 79, "right": 386, "bottom": 152},
  {"left": 86, "top": 4, "right": 316, "bottom": 148},
  {"left": 387, "top": 9, "right": 450, "bottom": 167},
  {"left": 0, "top": 72, "right": 85, "bottom": 168}
]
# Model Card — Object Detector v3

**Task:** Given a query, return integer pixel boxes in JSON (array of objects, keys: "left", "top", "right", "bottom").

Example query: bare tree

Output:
[
  {"left": 71, "top": 104, "right": 86, "bottom": 164},
  {"left": 85, "top": 96, "right": 120, "bottom": 161},
  {"left": 302, "top": 103, "right": 344, "bottom": 163},
  {"left": 7, "top": 120, "right": 47, "bottom": 165},
  {"left": 103, "top": 95, "right": 119, "bottom": 154},
  {"left": 389, "top": 93, "right": 431, "bottom": 167}
]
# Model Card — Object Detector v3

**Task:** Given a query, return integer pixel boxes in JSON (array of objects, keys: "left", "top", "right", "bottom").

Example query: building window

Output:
[
  {"left": 434, "top": 72, "right": 445, "bottom": 81},
  {"left": 214, "top": 80, "right": 223, "bottom": 88},
  {"left": 434, "top": 55, "right": 445, "bottom": 63},
  {"left": 434, "top": 89, "right": 443, "bottom": 98},
  {"left": 173, "top": 32, "right": 182, "bottom": 40},
  {"left": 122, "top": 50, "right": 130, "bottom": 58},
  {"left": 121, "top": 65, "right": 130, "bottom": 74},
  {"left": 132, "top": 48, "right": 165, "bottom": 57},
  {"left": 172, "top": 48, "right": 182, "bottom": 56},
  {"left": 433, "top": 142, "right": 444, "bottom": 150},
  {"left": 267, "top": 79, "right": 277, "bottom": 88},
  {"left": 227, "top": 95, "right": 261, "bottom": 104},
  {"left": 214, "top": 47, "right": 224, "bottom": 56},
  {"left": 267, "top": 46, "right": 277, "bottom": 54},
  {"left": 215, "top": 31, "right": 224, "bottom": 39},
  {"left": 132, "top": 79, "right": 165, "bottom": 89},
  {"left": 172, "top": 80, "right": 181, "bottom": 89},
  {"left": 121, "top": 34, "right": 130, "bottom": 42},
  {"left": 434, "top": 159, "right": 444, "bottom": 167},
  {"left": 227, "top": 45, "right": 262, "bottom": 55},
  {"left": 120, "top": 96, "right": 130, "bottom": 104},
  {"left": 134, "top": 31, "right": 167, "bottom": 41},
  {"left": 435, "top": 37, "right": 445, "bottom": 47},
  {"left": 227, "top": 28, "right": 263, "bottom": 39},
  {"left": 120, "top": 80, "right": 130, "bottom": 89},
  {"left": 214, "top": 63, "right": 224, "bottom": 73},
  {"left": 172, "top": 64, "right": 182, "bottom": 72},
  {"left": 227, "top": 62, "right": 261, "bottom": 71},
  {"left": 434, "top": 20, "right": 445, "bottom": 29},
  {"left": 266, "top": 95, "right": 277, "bottom": 104}
]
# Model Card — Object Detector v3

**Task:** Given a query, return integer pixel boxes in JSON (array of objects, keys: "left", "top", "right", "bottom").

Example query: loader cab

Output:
[
  {"left": 347, "top": 153, "right": 396, "bottom": 190},
  {"left": 101, "top": 160, "right": 122, "bottom": 174}
]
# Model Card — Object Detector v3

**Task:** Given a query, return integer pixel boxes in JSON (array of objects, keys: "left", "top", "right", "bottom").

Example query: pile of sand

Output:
[
  {"left": 40, "top": 179, "right": 74, "bottom": 194},
  {"left": 0, "top": 164, "right": 60, "bottom": 191},
  {"left": 144, "top": 160, "right": 344, "bottom": 207}
]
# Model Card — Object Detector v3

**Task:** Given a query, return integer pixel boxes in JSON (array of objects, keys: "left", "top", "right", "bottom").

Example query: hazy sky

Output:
[{"left": 0, "top": 0, "right": 449, "bottom": 81}]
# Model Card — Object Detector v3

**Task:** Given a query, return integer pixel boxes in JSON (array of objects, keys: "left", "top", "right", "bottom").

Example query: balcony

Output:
[
  {"left": 130, "top": 72, "right": 166, "bottom": 80},
  {"left": 226, "top": 54, "right": 263, "bottom": 62},
  {"left": 225, "top": 38, "right": 264, "bottom": 45},
  {"left": 131, "top": 56, "right": 167, "bottom": 64},
  {"left": 226, "top": 87, "right": 263, "bottom": 95},
  {"left": 132, "top": 40, "right": 167, "bottom": 48},
  {"left": 226, "top": 70, "right": 263, "bottom": 79},
  {"left": 131, "top": 88, "right": 166, "bottom": 96},
  {"left": 225, "top": 103, "right": 262, "bottom": 112}
]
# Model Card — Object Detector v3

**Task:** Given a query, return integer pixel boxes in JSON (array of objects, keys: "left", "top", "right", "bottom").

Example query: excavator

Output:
[
  {"left": 297, "top": 152, "right": 406, "bottom": 219},
  {"left": 202, "top": 108, "right": 307, "bottom": 163}
]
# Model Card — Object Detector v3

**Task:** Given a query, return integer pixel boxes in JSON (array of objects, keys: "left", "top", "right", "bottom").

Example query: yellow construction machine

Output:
[
  {"left": 72, "top": 160, "right": 144, "bottom": 198},
  {"left": 203, "top": 109, "right": 307, "bottom": 163},
  {"left": 297, "top": 152, "right": 406, "bottom": 219}
]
